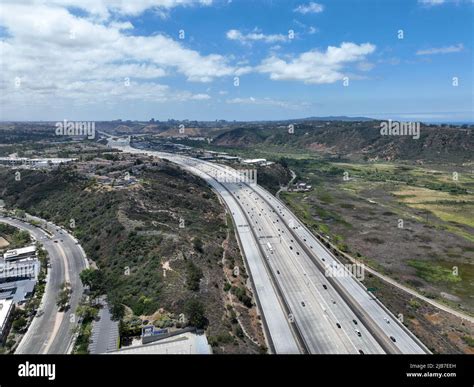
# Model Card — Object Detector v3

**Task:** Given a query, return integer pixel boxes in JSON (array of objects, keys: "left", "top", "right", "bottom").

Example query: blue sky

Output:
[{"left": 0, "top": 0, "right": 472, "bottom": 122}]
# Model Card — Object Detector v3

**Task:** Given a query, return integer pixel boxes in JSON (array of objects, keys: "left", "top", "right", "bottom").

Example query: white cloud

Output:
[
  {"left": 294, "top": 2, "right": 324, "bottom": 14},
  {"left": 0, "top": 1, "right": 246, "bottom": 112},
  {"left": 418, "top": 0, "right": 474, "bottom": 5},
  {"left": 190, "top": 93, "right": 211, "bottom": 100},
  {"left": 226, "top": 29, "right": 288, "bottom": 44},
  {"left": 357, "top": 61, "right": 375, "bottom": 71},
  {"left": 257, "top": 42, "right": 376, "bottom": 84},
  {"left": 13, "top": 0, "right": 214, "bottom": 20},
  {"left": 416, "top": 43, "right": 464, "bottom": 55},
  {"left": 418, "top": 0, "right": 445, "bottom": 5},
  {"left": 226, "top": 97, "right": 306, "bottom": 109}
]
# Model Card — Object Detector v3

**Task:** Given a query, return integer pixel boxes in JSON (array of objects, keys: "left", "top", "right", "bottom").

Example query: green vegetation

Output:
[
  {"left": 461, "top": 335, "right": 474, "bottom": 348},
  {"left": 230, "top": 286, "right": 252, "bottom": 308},
  {"left": 80, "top": 268, "right": 106, "bottom": 297},
  {"left": 0, "top": 160, "right": 260, "bottom": 352},
  {"left": 56, "top": 282, "right": 72, "bottom": 311},
  {"left": 407, "top": 260, "right": 462, "bottom": 284},
  {"left": 11, "top": 311, "right": 28, "bottom": 333},
  {"left": 193, "top": 237, "right": 204, "bottom": 253},
  {"left": 184, "top": 299, "right": 207, "bottom": 329},
  {"left": 73, "top": 302, "right": 100, "bottom": 354},
  {"left": 186, "top": 260, "right": 203, "bottom": 291},
  {"left": 223, "top": 282, "right": 231, "bottom": 292},
  {"left": 408, "top": 298, "right": 421, "bottom": 310},
  {"left": 0, "top": 223, "right": 31, "bottom": 249}
]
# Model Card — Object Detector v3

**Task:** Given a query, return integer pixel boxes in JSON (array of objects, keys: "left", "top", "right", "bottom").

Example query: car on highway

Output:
[
  {"left": 322, "top": 284, "right": 327, "bottom": 290},
  {"left": 353, "top": 319, "right": 358, "bottom": 325},
  {"left": 355, "top": 329, "right": 361, "bottom": 337},
  {"left": 301, "top": 302, "right": 306, "bottom": 307},
  {"left": 390, "top": 336, "right": 397, "bottom": 342},
  {"left": 336, "top": 323, "right": 341, "bottom": 328},
  {"left": 384, "top": 318, "right": 390, "bottom": 324}
]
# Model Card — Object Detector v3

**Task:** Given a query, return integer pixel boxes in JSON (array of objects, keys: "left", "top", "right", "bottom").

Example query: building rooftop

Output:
[
  {"left": 3, "top": 245, "right": 36, "bottom": 260},
  {"left": 0, "top": 279, "right": 36, "bottom": 303},
  {"left": 0, "top": 298, "right": 13, "bottom": 331},
  {"left": 242, "top": 158, "right": 267, "bottom": 164},
  {"left": 108, "top": 332, "right": 212, "bottom": 355},
  {"left": 0, "top": 258, "right": 40, "bottom": 281}
]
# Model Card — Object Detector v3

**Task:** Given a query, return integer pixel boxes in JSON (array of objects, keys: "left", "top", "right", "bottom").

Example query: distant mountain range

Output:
[{"left": 293, "top": 116, "right": 375, "bottom": 122}]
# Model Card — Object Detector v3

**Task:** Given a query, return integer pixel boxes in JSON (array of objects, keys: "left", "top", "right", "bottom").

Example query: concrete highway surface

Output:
[
  {"left": 0, "top": 215, "right": 87, "bottom": 354},
  {"left": 116, "top": 143, "right": 430, "bottom": 354}
]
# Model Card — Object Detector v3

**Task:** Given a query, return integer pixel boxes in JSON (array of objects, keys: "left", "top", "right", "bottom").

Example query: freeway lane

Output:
[
  {"left": 190, "top": 163, "right": 383, "bottom": 354},
  {"left": 114, "top": 144, "right": 300, "bottom": 353},
  {"left": 254, "top": 186, "right": 429, "bottom": 354},
  {"left": 178, "top": 155, "right": 428, "bottom": 354},
  {"left": 174, "top": 159, "right": 301, "bottom": 353},
  {"left": 205, "top": 160, "right": 428, "bottom": 354},
  {"left": 234, "top": 184, "right": 384, "bottom": 354},
  {"left": 113, "top": 144, "right": 428, "bottom": 354},
  {"left": 0, "top": 215, "right": 87, "bottom": 354}
]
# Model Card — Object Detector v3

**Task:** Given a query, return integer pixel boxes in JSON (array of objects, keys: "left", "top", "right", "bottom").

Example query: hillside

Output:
[
  {"left": 212, "top": 122, "right": 473, "bottom": 163},
  {"left": 0, "top": 156, "right": 265, "bottom": 353}
]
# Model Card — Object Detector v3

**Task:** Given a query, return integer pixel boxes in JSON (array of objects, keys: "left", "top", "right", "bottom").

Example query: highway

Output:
[
  {"left": 164, "top": 157, "right": 301, "bottom": 353},
  {"left": 0, "top": 215, "right": 87, "bottom": 354},
  {"left": 115, "top": 142, "right": 430, "bottom": 354}
]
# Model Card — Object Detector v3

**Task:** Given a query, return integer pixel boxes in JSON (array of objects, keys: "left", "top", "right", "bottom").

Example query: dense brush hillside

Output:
[
  {"left": 0, "top": 156, "right": 263, "bottom": 352},
  {"left": 212, "top": 122, "right": 473, "bottom": 163}
]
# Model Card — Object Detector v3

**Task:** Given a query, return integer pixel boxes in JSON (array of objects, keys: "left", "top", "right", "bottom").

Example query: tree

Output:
[
  {"left": 186, "top": 261, "right": 203, "bottom": 291},
  {"left": 76, "top": 304, "right": 98, "bottom": 322},
  {"left": 110, "top": 302, "right": 125, "bottom": 320},
  {"left": 193, "top": 238, "right": 204, "bottom": 254},
  {"left": 57, "top": 289, "right": 70, "bottom": 310},
  {"left": 184, "top": 299, "right": 207, "bottom": 329},
  {"left": 79, "top": 268, "right": 105, "bottom": 294},
  {"left": 14, "top": 209, "right": 26, "bottom": 219},
  {"left": 57, "top": 282, "right": 71, "bottom": 311},
  {"left": 12, "top": 317, "right": 27, "bottom": 333}
]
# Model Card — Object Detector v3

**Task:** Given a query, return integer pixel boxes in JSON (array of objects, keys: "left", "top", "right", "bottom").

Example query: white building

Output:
[
  {"left": 0, "top": 157, "right": 75, "bottom": 168},
  {"left": 242, "top": 158, "right": 267, "bottom": 165},
  {"left": 3, "top": 245, "right": 37, "bottom": 261},
  {"left": 0, "top": 258, "right": 40, "bottom": 281},
  {"left": 0, "top": 298, "right": 14, "bottom": 344}
]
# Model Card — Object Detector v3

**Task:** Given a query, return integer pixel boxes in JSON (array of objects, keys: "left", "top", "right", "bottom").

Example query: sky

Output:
[{"left": 0, "top": 0, "right": 472, "bottom": 122}]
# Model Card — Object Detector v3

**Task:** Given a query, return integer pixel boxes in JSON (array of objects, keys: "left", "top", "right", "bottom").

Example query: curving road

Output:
[{"left": 0, "top": 214, "right": 87, "bottom": 354}]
